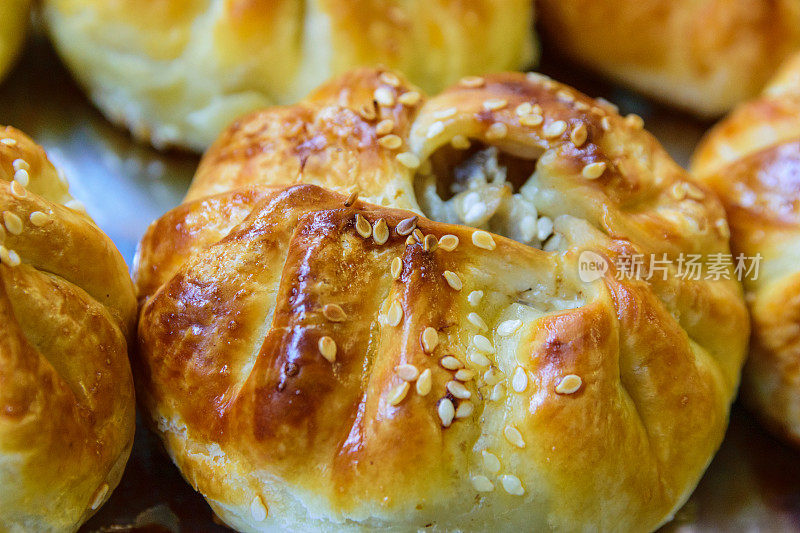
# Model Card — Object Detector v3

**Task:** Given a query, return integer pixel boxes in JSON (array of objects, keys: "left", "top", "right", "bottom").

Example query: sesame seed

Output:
[
  {"left": 323, "top": 303, "right": 347, "bottom": 322},
  {"left": 433, "top": 107, "right": 457, "bottom": 119},
  {"left": 473, "top": 334, "right": 495, "bottom": 354},
  {"left": 388, "top": 381, "right": 410, "bottom": 405},
  {"left": 396, "top": 152, "right": 421, "bottom": 169},
  {"left": 0, "top": 247, "right": 20, "bottom": 267},
  {"left": 471, "top": 475, "right": 494, "bottom": 492},
  {"left": 416, "top": 369, "right": 432, "bottom": 395},
  {"left": 490, "top": 382, "right": 506, "bottom": 401},
  {"left": 14, "top": 169, "right": 29, "bottom": 187},
  {"left": 438, "top": 398, "right": 455, "bottom": 427},
  {"left": 378, "top": 134, "right": 402, "bottom": 149},
  {"left": 423, "top": 234, "right": 438, "bottom": 252},
  {"left": 519, "top": 114, "right": 544, "bottom": 127},
  {"left": 318, "top": 336, "right": 337, "bottom": 363},
  {"left": 512, "top": 367, "right": 528, "bottom": 393},
  {"left": 395, "top": 363, "right": 419, "bottom": 381},
  {"left": 344, "top": 191, "right": 359, "bottom": 207},
  {"left": 376, "top": 119, "right": 395, "bottom": 135},
  {"left": 526, "top": 72, "right": 550, "bottom": 83},
  {"left": 379, "top": 72, "right": 401, "bottom": 87},
  {"left": 447, "top": 380, "right": 471, "bottom": 399},
  {"left": 469, "top": 351, "right": 491, "bottom": 368},
  {"left": 467, "top": 312, "right": 488, "bottom": 331},
  {"left": 455, "top": 401, "right": 474, "bottom": 419},
  {"left": 355, "top": 214, "right": 372, "bottom": 238},
  {"left": 515, "top": 102, "right": 533, "bottom": 116},
  {"left": 483, "top": 368, "right": 504, "bottom": 386},
  {"left": 504, "top": 425, "right": 525, "bottom": 448},
  {"left": 250, "top": 496, "right": 267, "bottom": 522},
  {"left": 582, "top": 162, "right": 606, "bottom": 179},
  {"left": 625, "top": 114, "right": 644, "bottom": 129},
  {"left": 440, "top": 356, "right": 464, "bottom": 370},
  {"left": 421, "top": 327, "right": 439, "bottom": 354},
  {"left": 396, "top": 216, "right": 418, "bottom": 236},
  {"left": 391, "top": 256, "right": 402, "bottom": 279},
  {"left": 413, "top": 228, "right": 424, "bottom": 242},
  {"left": 482, "top": 450, "right": 501, "bottom": 473},
  {"left": 10, "top": 181, "right": 25, "bottom": 198},
  {"left": 374, "top": 87, "right": 396, "bottom": 107},
  {"left": 472, "top": 230, "right": 496, "bottom": 250},
  {"left": 555, "top": 374, "right": 582, "bottom": 394},
  {"left": 398, "top": 91, "right": 421, "bottom": 106},
  {"left": 536, "top": 216, "right": 554, "bottom": 241},
  {"left": 601, "top": 117, "right": 611, "bottom": 131},
  {"left": 459, "top": 76, "right": 485, "bottom": 88},
  {"left": 12, "top": 159, "right": 28, "bottom": 171},
  {"left": 454, "top": 369, "right": 475, "bottom": 382},
  {"left": 450, "top": 135, "right": 471, "bottom": 150},
  {"left": 543, "top": 120, "right": 567, "bottom": 138},
  {"left": 467, "top": 290, "right": 483, "bottom": 306},
  {"left": 373, "top": 218, "right": 389, "bottom": 244},
  {"left": 0, "top": 138, "right": 17, "bottom": 146},
  {"left": 423, "top": 122, "right": 444, "bottom": 141},
  {"left": 570, "top": 123, "right": 588, "bottom": 147},
  {"left": 90, "top": 483, "right": 109, "bottom": 510},
  {"left": 497, "top": 319, "right": 522, "bottom": 336},
  {"left": 501, "top": 475, "right": 525, "bottom": 496},
  {"left": 387, "top": 300, "right": 403, "bottom": 326},
  {"left": 405, "top": 235, "right": 415, "bottom": 246},
  {"left": 438, "top": 234, "right": 459, "bottom": 251},
  {"left": 557, "top": 90, "right": 575, "bottom": 103},
  {"left": 443, "top": 270, "right": 462, "bottom": 291},
  {"left": 3, "top": 212, "right": 23, "bottom": 235},
  {"left": 483, "top": 98, "right": 508, "bottom": 111},
  {"left": 485, "top": 122, "right": 508, "bottom": 140}
]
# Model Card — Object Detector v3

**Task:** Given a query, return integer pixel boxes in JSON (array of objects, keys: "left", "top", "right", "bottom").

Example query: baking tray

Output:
[{"left": 1, "top": 34, "right": 799, "bottom": 532}]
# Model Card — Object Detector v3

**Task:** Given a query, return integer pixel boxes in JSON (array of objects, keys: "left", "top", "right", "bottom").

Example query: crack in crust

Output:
[{"left": 135, "top": 69, "right": 748, "bottom": 532}]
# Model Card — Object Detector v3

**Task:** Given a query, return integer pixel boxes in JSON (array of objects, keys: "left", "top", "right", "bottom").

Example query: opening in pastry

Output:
[{"left": 414, "top": 142, "right": 562, "bottom": 251}]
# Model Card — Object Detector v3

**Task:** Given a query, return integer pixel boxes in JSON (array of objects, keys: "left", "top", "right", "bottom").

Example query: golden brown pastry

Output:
[
  {"left": 42, "top": 0, "right": 536, "bottom": 152},
  {"left": 692, "top": 52, "right": 800, "bottom": 445},
  {"left": 0, "top": 127, "right": 136, "bottom": 532},
  {"left": 537, "top": 0, "right": 800, "bottom": 117},
  {"left": 135, "top": 69, "right": 748, "bottom": 532},
  {"left": 0, "top": 0, "right": 30, "bottom": 82}
]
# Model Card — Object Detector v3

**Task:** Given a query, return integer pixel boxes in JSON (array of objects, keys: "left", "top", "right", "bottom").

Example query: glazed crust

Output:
[
  {"left": 135, "top": 69, "right": 748, "bottom": 532},
  {"left": 0, "top": 127, "right": 136, "bottom": 532},
  {"left": 42, "top": 0, "right": 535, "bottom": 151},
  {"left": 537, "top": 0, "right": 800, "bottom": 117},
  {"left": 692, "top": 53, "right": 800, "bottom": 446},
  {"left": 0, "top": 0, "right": 30, "bottom": 82}
]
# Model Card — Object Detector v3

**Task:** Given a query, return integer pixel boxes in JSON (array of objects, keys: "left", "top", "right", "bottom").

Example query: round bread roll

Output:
[
  {"left": 134, "top": 69, "right": 748, "bottom": 532},
  {"left": 42, "top": 0, "right": 536, "bottom": 152},
  {"left": 692, "top": 53, "right": 800, "bottom": 445},
  {"left": 0, "top": 127, "right": 136, "bottom": 532},
  {"left": 536, "top": 0, "right": 800, "bottom": 117},
  {"left": 0, "top": 0, "right": 30, "bottom": 82}
]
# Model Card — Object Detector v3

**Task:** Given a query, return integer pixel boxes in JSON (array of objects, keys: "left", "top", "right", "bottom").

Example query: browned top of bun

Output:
[{"left": 135, "top": 70, "right": 747, "bottom": 532}]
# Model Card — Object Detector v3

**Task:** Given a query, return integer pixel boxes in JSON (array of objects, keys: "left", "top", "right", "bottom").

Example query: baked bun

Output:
[
  {"left": 42, "top": 0, "right": 535, "bottom": 152},
  {"left": 692, "top": 53, "right": 800, "bottom": 445},
  {"left": 0, "top": 0, "right": 30, "bottom": 82},
  {"left": 135, "top": 69, "right": 748, "bottom": 532},
  {"left": 536, "top": 0, "right": 800, "bottom": 117},
  {"left": 0, "top": 127, "right": 136, "bottom": 532}
]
